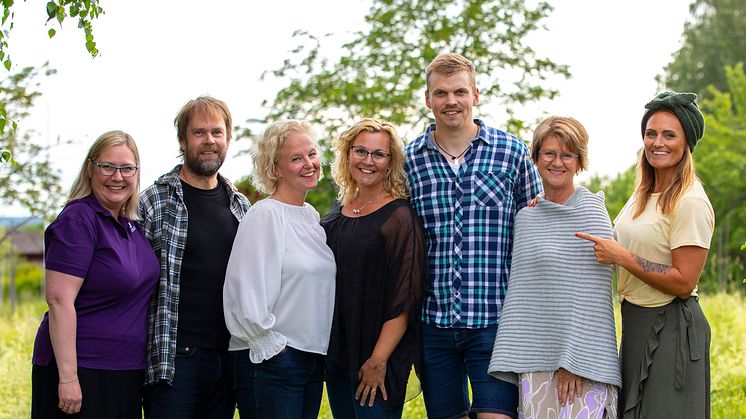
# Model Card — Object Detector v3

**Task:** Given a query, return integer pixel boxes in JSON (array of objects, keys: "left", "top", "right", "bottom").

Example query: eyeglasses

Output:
[
  {"left": 539, "top": 150, "right": 579, "bottom": 164},
  {"left": 90, "top": 160, "right": 139, "bottom": 177},
  {"left": 350, "top": 145, "right": 391, "bottom": 162}
]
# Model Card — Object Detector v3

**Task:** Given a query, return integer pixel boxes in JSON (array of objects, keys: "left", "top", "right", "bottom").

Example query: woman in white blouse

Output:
[{"left": 223, "top": 120, "right": 336, "bottom": 419}]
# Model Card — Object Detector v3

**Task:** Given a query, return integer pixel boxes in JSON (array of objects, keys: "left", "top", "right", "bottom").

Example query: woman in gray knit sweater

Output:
[{"left": 489, "top": 116, "right": 620, "bottom": 418}]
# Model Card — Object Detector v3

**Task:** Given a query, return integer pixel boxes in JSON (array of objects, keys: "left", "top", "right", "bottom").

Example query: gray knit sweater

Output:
[{"left": 488, "top": 186, "right": 621, "bottom": 388}]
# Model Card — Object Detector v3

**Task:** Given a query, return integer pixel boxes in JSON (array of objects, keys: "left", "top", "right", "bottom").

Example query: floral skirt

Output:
[{"left": 518, "top": 371, "right": 618, "bottom": 419}]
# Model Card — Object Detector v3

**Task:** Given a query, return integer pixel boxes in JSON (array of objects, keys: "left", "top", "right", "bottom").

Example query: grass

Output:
[{"left": 2, "top": 293, "right": 744, "bottom": 418}]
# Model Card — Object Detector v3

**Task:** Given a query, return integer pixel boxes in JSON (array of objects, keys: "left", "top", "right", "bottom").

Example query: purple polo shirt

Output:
[{"left": 32, "top": 195, "right": 159, "bottom": 370}]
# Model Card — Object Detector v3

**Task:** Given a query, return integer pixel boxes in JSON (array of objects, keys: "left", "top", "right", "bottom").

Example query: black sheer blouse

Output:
[{"left": 321, "top": 199, "right": 426, "bottom": 411}]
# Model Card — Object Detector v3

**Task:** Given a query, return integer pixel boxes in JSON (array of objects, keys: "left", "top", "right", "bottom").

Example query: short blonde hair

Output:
[
  {"left": 531, "top": 116, "right": 589, "bottom": 172},
  {"left": 426, "top": 52, "right": 477, "bottom": 91},
  {"left": 68, "top": 130, "right": 141, "bottom": 220},
  {"left": 252, "top": 120, "right": 315, "bottom": 194},
  {"left": 331, "top": 118, "right": 408, "bottom": 206}
]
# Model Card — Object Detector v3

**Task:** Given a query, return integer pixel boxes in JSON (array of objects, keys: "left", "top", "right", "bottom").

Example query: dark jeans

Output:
[
  {"left": 325, "top": 358, "right": 403, "bottom": 419},
  {"left": 421, "top": 324, "right": 517, "bottom": 419},
  {"left": 234, "top": 347, "right": 324, "bottom": 419},
  {"left": 143, "top": 346, "right": 236, "bottom": 419}
]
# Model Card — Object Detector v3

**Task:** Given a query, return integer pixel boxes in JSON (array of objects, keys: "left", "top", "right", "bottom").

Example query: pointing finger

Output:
[{"left": 575, "top": 232, "right": 600, "bottom": 243}]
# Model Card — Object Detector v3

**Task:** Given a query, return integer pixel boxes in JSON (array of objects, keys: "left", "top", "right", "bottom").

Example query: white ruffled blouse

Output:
[{"left": 223, "top": 198, "right": 336, "bottom": 363}]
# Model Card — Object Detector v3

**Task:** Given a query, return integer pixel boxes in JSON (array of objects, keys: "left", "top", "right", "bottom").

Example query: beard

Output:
[{"left": 184, "top": 146, "right": 226, "bottom": 177}]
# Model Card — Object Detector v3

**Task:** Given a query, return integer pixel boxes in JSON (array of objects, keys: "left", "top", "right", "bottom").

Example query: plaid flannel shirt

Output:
[
  {"left": 405, "top": 119, "right": 542, "bottom": 329},
  {"left": 139, "top": 165, "right": 250, "bottom": 384}
]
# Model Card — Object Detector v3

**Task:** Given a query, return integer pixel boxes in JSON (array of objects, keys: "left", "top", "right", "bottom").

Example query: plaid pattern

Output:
[
  {"left": 139, "top": 165, "right": 250, "bottom": 384},
  {"left": 405, "top": 120, "right": 542, "bottom": 329}
]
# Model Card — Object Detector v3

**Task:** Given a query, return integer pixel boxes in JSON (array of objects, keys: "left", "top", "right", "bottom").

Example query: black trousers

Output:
[{"left": 31, "top": 359, "right": 144, "bottom": 419}]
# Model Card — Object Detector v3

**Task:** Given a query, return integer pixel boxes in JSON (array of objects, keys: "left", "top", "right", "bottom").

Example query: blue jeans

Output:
[
  {"left": 421, "top": 324, "right": 517, "bottom": 419},
  {"left": 233, "top": 349, "right": 257, "bottom": 419},
  {"left": 235, "top": 346, "right": 324, "bottom": 419},
  {"left": 325, "top": 358, "right": 403, "bottom": 419},
  {"left": 143, "top": 346, "right": 236, "bottom": 419}
]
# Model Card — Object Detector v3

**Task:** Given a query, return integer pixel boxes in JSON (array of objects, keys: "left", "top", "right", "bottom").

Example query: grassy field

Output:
[{"left": 1, "top": 293, "right": 744, "bottom": 418}]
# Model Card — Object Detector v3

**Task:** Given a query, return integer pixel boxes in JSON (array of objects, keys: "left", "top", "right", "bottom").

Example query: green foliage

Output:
[
  {"left": 304, "top": 176, "right": 338, "bottom": 217},
  {"left": 262, "top": 0, "right": 569, "bottom": 144},
  {"left": 582, "top": 165, "right": 636, "bottom": 221},
  {"left": 0, "top": 64, "right": 64, "bottom": 221},
  {"left": 5, "top": 294, "right": 746, "bottom": 418},
  {"left": 742, "top": 242, "right": 746, "bottom": 284},
  {"left": 11, "top": 261, "right": 43, "bottom": 297},
  {"left": 234, "top": 176, "right": 265, "bottom": 205},
  {"left": 696, "top": 63, "right": 746, "bottom": 291},
  {"left": 659, "top": 0, "right": 746, "bottom": 100},
  {"left": 43, "top": 0, "right": 104, "bottom": 57},
  {"left": 234, "top": 174, "right": 339, "bottom": 218},
  {"left": 703, "top": 293, "right": 746, "bottom": 417},
  {"left": 0, "top": 0, "right": 103, "bottom": 138},
  {"left": 0, "top": 298, "right": 47, "bottom": 419}
]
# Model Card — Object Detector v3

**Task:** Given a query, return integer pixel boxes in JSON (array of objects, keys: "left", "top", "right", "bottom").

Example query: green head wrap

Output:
[{"left": 640, "top": 91, "right": 705, "bottom": 151}]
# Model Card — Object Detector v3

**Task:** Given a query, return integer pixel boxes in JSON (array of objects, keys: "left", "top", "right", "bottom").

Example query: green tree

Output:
[
  {"left": 659, "top": 0, "right": 746, "bottom": 100},
  {"left": 583, "top": 165, "right": 636, "bottom": 221},
  {"left": 259, "top": 0, "right": 569, "bottom": 211},
  {"left": 0, "top": 0, "right": 103, "bottom": 70},
  {"left": 0, "top": 0, "right": 104, "bottom": 156},
  {"left": 696, "top": 63, "right": 746, "bottom": 291},
  {"left": 0, "top": 64, "right": 64, "bottom": 222}
]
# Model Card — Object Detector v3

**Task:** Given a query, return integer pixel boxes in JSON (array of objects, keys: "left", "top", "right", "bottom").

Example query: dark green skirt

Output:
[{"left": 620, "top": 297, "right": 710, "bottom": 418}]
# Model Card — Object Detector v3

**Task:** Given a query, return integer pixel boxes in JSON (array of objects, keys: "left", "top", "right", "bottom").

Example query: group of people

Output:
[{"left": 30, "top": 52, "right": 714, "bottom": 419}]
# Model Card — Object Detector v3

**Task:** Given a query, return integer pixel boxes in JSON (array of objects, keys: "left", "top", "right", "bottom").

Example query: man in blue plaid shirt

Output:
[{"left": 405, "top": 53, "right": 543, "bottom": 419}]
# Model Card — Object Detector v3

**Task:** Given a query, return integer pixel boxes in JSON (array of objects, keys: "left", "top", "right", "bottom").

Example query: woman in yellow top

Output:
[{"left": 577, "top": 91, "right": 714, "bottom": 419}]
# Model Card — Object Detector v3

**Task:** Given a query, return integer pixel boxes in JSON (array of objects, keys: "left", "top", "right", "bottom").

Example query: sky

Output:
[{"left": 2, "top": 0, "right": 692, "bottom": 216}]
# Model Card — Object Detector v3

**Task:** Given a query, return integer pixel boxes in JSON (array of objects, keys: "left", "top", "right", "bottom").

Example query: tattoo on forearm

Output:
[{"left": 634, "top": 255, "right": 671, "bottom": 274}]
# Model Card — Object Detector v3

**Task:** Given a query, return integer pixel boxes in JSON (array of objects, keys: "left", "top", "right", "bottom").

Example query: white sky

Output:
[{"left": 2, "top": 0, "right": 691, "bottom": 216}]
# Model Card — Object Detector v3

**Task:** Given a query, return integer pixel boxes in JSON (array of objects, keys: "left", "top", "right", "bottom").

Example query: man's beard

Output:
[{"left": 184, "top": 148, "right": 225, "bottom": 177}]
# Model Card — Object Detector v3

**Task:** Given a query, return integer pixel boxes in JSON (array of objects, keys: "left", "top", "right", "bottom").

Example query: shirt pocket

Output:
[{"left": 472, "top": 171, "right": 511, "bottom": 207}]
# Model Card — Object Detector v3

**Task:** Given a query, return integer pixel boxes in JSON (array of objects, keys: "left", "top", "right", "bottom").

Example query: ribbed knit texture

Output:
[{"left": 489, "top": 186, "right": 621, "bottom": 388}]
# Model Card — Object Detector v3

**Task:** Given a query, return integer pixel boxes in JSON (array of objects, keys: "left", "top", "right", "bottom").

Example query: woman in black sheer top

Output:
[{"left": 321, "top": 118, "right": 426, "bottom": 418}]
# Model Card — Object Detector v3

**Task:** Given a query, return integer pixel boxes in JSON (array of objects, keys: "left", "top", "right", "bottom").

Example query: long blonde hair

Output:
[
  {"left": 632, "top": 144, "right": 696, "bottom": 218},
  {"left": 68, "top": 131, "right": 141, "bottom": 219},
  {"left": 331, "top": 118, "right": 408, "bottom": 206}
]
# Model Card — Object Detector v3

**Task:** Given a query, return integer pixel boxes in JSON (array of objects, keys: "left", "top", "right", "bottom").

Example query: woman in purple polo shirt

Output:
[{"left": 31, "top": 131, "right": 159, "bottom": 419}]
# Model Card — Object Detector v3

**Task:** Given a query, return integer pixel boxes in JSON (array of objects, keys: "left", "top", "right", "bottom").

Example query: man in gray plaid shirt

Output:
[{"left": 139, "top": 96, "right": 250, "bottom": 419}]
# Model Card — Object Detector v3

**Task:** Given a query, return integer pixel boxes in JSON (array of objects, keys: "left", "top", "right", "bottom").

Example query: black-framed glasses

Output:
[
  {"left": 90, "top": 159, "right": 139, "bottom": 178},
  {"left": 350, "top": 145, "right": 391, "bottom": 162},
  {"left": 539, "top": 150, "right": 578, "bottom": 164}
]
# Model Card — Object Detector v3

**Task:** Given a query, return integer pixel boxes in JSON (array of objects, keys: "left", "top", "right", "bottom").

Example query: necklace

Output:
[
  {"left": 351, "top": 191, "right": 387, "bottom": 215},
  {"left": 433, "top": 133, "right": 470, "bottom": 162}
]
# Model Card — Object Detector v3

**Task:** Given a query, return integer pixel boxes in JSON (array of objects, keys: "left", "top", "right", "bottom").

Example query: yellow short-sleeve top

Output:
[{"left": 614, "top": 181, "right": 714, "bottom": 307}]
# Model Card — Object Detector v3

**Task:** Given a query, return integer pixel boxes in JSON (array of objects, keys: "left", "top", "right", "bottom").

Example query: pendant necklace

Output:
[
  {"left": 433, "top": 133, "right": 470, "bottom": 163},
  {"left": 351, "top": 190, "right": 387, "bottom": 215}
]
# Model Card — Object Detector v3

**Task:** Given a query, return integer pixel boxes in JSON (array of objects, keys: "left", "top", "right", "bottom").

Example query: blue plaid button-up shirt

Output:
[{"left": 406, "top": 119, "right": 542, "bottom": 329}]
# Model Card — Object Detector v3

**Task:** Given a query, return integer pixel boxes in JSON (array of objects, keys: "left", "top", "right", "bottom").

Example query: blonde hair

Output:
[
  {"left": 252, "top": 120, "right": 315, "bottom": 194},
  {"left": 68, "top": 130, "right": 141, "bottom": 220},
  {"left": 531, "top": 116, "right": 589, "bottom": 172},
  {"left": 632, "top": 143, "right": 696, "bottom": 218},
  {"left": 331, "top": 118, "right": 408, "bottom": 206},
  {"left": 426, "top": 52, "right": 477, "bottom": 91}
]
